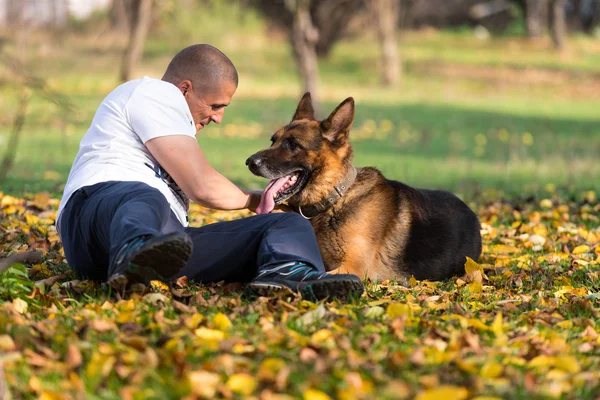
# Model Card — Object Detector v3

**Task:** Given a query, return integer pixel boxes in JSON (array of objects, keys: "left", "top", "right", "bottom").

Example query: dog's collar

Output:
[{"left": 297, "top": 165, "right": 357, "bottom": 219}]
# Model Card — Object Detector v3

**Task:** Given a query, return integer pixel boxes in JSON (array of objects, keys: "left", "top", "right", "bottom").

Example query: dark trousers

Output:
[{"left": 58, "top": 181, "right": 325, "bottom": 283}]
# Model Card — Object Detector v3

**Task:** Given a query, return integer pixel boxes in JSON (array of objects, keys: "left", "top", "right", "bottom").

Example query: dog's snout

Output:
[{"left": 246, "top": 156, "right": 262, "bottom": 168}]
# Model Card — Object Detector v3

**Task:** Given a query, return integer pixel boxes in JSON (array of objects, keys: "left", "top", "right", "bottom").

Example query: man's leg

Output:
[
  {"left": 179, "top": 212, "right": 363, "bottom": 299},
  {"left": 179, "top": 212, "right": 323, "bottom": 282},
  {"left": 59, "top": 181, "right": 191, "bottom": 284}
]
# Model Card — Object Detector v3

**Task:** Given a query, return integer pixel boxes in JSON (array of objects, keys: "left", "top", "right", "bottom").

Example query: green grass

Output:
[{"left": 0, "top": 3, "right": 599, "bottom": 199}]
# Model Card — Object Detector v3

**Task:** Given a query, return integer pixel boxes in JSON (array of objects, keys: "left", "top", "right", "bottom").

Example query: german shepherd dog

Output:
[{"left": 246, "top": 93, "right": 482, "bottom": 282}]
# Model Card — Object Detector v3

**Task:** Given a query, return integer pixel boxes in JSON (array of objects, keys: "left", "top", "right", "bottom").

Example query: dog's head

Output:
[{"left": 246, "top": 93, "right": 355, "bottom": 214}]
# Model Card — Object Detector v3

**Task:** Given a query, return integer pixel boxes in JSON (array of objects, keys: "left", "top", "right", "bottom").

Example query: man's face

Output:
[{"left": 181, "top": 80, "right": 236, "bottom": 132}]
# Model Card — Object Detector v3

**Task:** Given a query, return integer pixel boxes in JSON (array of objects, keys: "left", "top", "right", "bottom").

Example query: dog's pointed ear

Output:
[
  {"left": 292, "top": 92, "right": 315, "bottom": 121},
  {"left": 320, "top": 97, "right": 355, "bottom": 142}
]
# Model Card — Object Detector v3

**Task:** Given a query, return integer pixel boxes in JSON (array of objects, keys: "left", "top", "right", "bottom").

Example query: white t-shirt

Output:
[{"left": 57, "top": 77, "right": 196, "bottom": 228}]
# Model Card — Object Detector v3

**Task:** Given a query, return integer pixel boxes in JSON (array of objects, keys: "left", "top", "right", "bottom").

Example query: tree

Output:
[
  {"left": 287, "top": 0, "right": 321, "bottom": 115},
  {"left": 247, "top": 0, "right": 365, "bottom": 116},
  {"left": 524, "top": 0, "right": 549, "bottom": 37},
  {"left": 369, "top": 0, "right": 401, "bottom": 86},
  {"left": 110, "top": 0, "right": 130, "bottom": 32},
  {"left": 120, "top": 0, "right": 153, "bottom": 82},
  {"left": 0, "top": 55, "right": 75, "bottom": 185},
  {"left": 550, "top": 0, "right": 568, "bottom": 50}
]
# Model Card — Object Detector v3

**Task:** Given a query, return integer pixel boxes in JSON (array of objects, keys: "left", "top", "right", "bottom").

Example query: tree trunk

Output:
[
  {"left": 120, "top": 0, "right": 153, "bottom": 82},
  {"left": 566, "top": 0, "right": 582, "bottom": 32},
  {"left": 371, "top": 0, "right": 401, "bottom": 86},
  {"left": 593, "top": 0, "right": 600, "bottom": 32},
  {"left": 0, "top": 88, "right": 30, "bottom": 184},
  {"left": 288, "top": 0, "right": 321, "bottom": 116},
  {"left": 550, "top": 0, "right": 568, "bottom": 50},
  {"left": 110, "top": 0, "right": 131, "bottom": 32},
  {"left": 525, "top": 0, "right": 549, "bottom": 37}
]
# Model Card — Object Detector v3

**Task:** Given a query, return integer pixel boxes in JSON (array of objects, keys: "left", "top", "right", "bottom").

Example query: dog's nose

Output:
[{"left": 246, "top": 156, "right": 262, "bottom": 168}]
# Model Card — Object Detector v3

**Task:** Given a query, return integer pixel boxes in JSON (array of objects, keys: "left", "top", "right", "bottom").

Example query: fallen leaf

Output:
[
  {"left": 303, "top": 389, "right": 331, "bottom": 400},
  {"left": 415, "top": 386, "right": 468, "bottom": 400},
  {"left": 188, "top": 370, "right": 221, "bottom": 398},
  {"left": 226, "top": 373, "right": 257, "bottom": 396}
]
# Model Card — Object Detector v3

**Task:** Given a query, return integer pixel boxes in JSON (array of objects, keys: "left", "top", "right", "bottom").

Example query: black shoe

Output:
[
  {"left": 248, "top": 262, "right": 364, "bottom": 300},
  {"left": 107, "top": 232, "right": 193, "bottom": 291}
]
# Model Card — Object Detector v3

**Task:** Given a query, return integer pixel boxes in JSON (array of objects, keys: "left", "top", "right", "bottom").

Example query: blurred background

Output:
[{"left": 0, "top": 0, "right": 599, "bottom": 201}]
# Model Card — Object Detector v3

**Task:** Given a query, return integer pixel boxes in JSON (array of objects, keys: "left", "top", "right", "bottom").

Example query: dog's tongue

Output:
[{"left": 256, "top": 176, "right": 291, "bottom": 214}]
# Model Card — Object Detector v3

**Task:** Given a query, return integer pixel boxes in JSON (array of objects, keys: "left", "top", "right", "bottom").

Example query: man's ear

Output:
[
  {"left": 292, "top": 92, "right": 315, "bottom": 121},
  {"left": 320, "top": 97, "right": 355, "bottom": 142},
  {"left": 178, "top": 79, "right": 192, "bottom": 96}
]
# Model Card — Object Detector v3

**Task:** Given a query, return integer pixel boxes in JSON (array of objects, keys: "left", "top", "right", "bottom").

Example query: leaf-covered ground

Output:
[{"left": 0, "top": 191, "right": 599, "bottom": 400}]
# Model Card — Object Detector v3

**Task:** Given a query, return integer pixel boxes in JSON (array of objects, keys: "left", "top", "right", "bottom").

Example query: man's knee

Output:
[{"left": 269, "top": 211, "right": 312, "bottom": 230}]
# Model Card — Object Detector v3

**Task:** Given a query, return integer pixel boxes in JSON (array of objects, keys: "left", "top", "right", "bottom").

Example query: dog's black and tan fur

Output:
[{"left": 246, "top": 93, "right": 482, "bottom": 282}]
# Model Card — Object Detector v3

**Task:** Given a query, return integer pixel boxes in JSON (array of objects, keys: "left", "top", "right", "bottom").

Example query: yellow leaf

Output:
[
  {"left": 185, "top": 313, "right": 204, "bottom": 329},
  {"left": 39, "top": 391, "right": 68, "bottom": 400},
  {"left": 468, "top": 318, "right": 489, "bottom": 331},
  {"left": 303, "top": 389, "right": 331, "bottom": 400},
  {"left": 489, "top": 244, "right": 520, "bottom": 254},
  {"left": 232, "top": 343, "right": 254, "bottom": 354},
  {"left": 188, "top": 370, "right": 221, "bottom": 398},
  {"left": 368, "top": 299, "right": 391, "bottom": 306},
  {"left": 408, "top": 276, "right": 418, "bottom": 287},
  {"left": 2, "top": 205, "right": 16, "bottom": 214},
  {"left": 528, "top": 355, "right": 555, "bottom": 370},
  {"left": 13, "top": 298, "right": 28, "bottom": 314},
  {"left": 491, "top": 312, "right": 503, "bottom": 336},
  {"left": 226, "top": 373, "right": 257, "bottom": 396},
  {"left": 24, "top": 214, "right": 39, "bottom": 226},
  {"left": 415, "top": 386, "right": 468, "bottom": 400},
  {"left": 150, "top": 280, "right": 169, "bottom": 291},
  {"left": 0, "top": 334, "right": 16, "bottom": 351},
  {"left": 257, "top": 357, "right": 285, "bottom": 382},
  {"left": 194, "top": 327, "right": 225, "bottom": 342},
  {"left": 572, "top": 245, "right": 590, "bottom": 255},
  {"left": 386, "top": 303, "right": 412, "bottom": 319},
  {"left": 467, "top": 282, "right": 482, "bottom": 295},
  {"left": 540, "top": 199, "right": 553, "bottom": 209},
  {"left": 480, "top": 360, "right": 503, "bottom": 378},
  {"left": 556, "top": 320, "right": 573, "bottom": 329},
  {"left": 212, "top": 313, "right": 232, "bottom": 331},
  {"left": 310, "top": 329, "right": 333, "bottom": 346},
  {"left": 464, "top": 257, "right": 483, "bottom": 275},
  {"left": 555, "top": 355, "right": 580, "bottom": 374}
]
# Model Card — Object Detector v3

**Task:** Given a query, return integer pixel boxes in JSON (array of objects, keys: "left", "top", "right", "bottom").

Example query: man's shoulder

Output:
[{"left": 134, "top": 77, "right": 180, "bottom": 97}]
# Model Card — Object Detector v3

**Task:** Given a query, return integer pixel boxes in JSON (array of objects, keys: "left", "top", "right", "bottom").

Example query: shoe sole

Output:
[
  {"left": 248, "top": 278, "right": 364, "bottom": 301},
  {"left": 108, "top": 232, "right": 192, "bottom": 291}
]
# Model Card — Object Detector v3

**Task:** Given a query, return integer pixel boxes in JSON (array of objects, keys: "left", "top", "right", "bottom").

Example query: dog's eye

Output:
[{"left": 287, "top": 138, "right": 300, "bottom": 151}]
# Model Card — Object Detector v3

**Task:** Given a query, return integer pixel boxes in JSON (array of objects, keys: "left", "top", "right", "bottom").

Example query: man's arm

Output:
[{"left": 146, "top": 135, "right": 261, "bottom": 211}]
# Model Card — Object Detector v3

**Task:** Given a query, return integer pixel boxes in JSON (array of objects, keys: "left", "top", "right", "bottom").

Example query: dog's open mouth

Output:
[{"left": 256, "top": 170, "right": 307, "bottom": 214}]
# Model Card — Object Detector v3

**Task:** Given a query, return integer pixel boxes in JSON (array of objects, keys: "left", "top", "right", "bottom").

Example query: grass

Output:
[{"left": 1, "top": 3, "right": 600, "bottom": 198}]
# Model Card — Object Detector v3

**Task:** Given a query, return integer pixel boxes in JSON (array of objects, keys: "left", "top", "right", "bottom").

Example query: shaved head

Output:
[{"left": 162, "top": 44, "right": 238, "bottom": 95}]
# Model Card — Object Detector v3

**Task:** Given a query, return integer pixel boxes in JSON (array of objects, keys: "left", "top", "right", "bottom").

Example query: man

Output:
[{"left": 57, "top": 44, "right": 364, "bottom": 300}]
